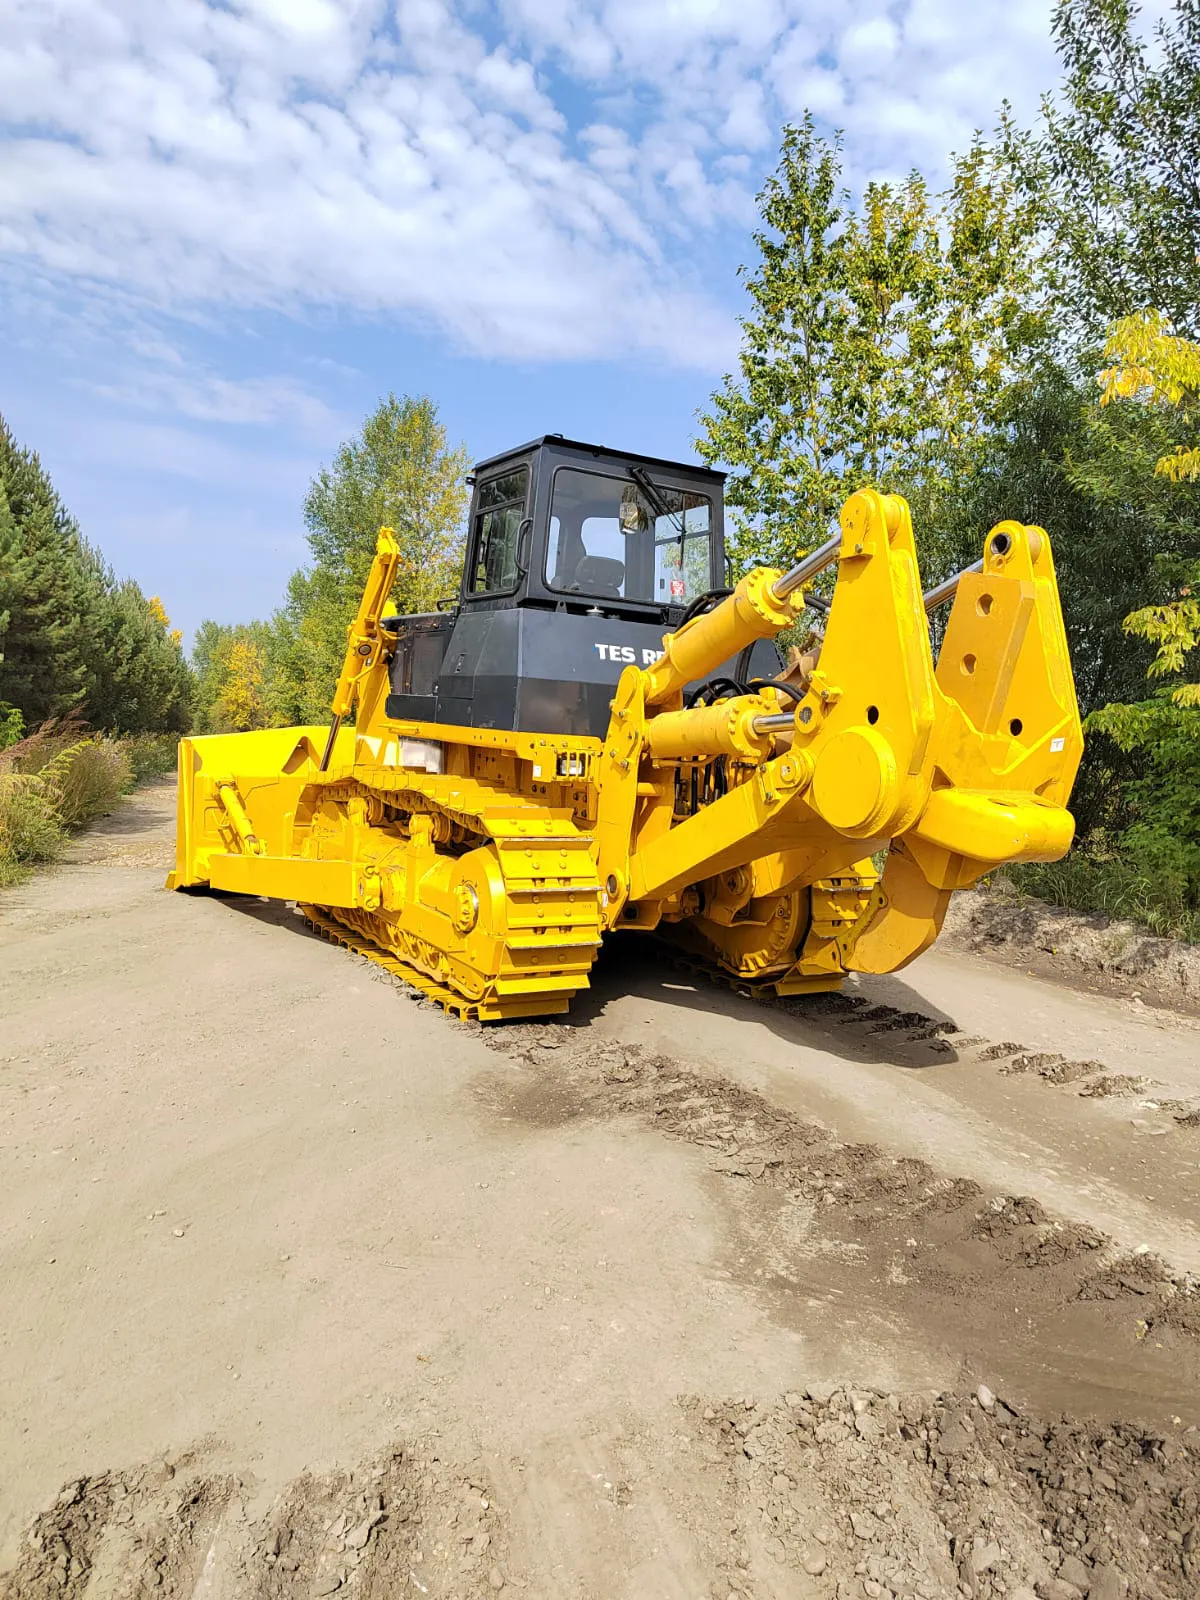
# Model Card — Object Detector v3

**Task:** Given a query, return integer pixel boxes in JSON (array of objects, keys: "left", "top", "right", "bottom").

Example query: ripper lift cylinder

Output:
[
  {"left": 641, "top": 533, "right": 844, "bottom": 709},
  {"left": 642, "top": 697, "right": 778, "bottom": 762}
]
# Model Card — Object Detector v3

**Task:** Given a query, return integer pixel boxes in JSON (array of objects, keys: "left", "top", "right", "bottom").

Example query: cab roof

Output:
[{"left": 472, "top": 435, "right": 726, "bottom": 483}]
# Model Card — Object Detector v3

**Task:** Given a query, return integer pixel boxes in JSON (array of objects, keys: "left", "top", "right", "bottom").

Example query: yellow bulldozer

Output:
[{"left": 169, "top": 436, "right": 1083, "bottom": 1020}]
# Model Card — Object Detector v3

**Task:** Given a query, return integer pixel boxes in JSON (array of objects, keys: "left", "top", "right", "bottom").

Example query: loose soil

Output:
[
  {"left": 942, "top": 889, "right": 1200, "bottom": 1018},
  {"left": 2, "top": 783, "right": 1199, "bottom": 1599}
]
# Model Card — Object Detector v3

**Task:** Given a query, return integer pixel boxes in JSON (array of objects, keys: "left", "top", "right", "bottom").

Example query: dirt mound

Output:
[
  {"left": 6, "top": 1394, "right": 1196, "bottom": 1600},
  {"left": 696, "top": 1385, "right": 1199, "bottom": 1599},
  {"left": 942, "top": 887, "right": 1200, "bottom": 1016},
  {"left": 0, "top": 1442, "right": 508, "bottom": 1600}
]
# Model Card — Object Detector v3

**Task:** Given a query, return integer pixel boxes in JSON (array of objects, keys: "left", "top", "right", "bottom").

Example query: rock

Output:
[
  {"left": 1037, "top": 1582, "right": 1083, "bottom": 1600},
  {"left": 313, "top": 1578, "right": 343, "bottom": 1597},
  {"left": 850, "top": 1391, "right": 872, "bottom": 1416},
  {"left": 1058, "top": 1555, "right": 1092, "bottom": 1592},
  {"left": 771, "top": 1474, "right": 791, "bottom": 1492},
  {"left": 785, "top": 1392, "right": 803, "bottom": 1408},
  {"left": 971, "top": 1541, "right": 1002, "bottom": 1575},
  {"left": 807, "top": 1381, "right": 837, "bottom": 1404},
  {"left": 489, "top": 1564, "right": 506, "bottom": 1591},
  {"left": 1011, "top": 1590, "right": 1038, "bottom": 1600},
  {"left": 850, "top": 1512, "right": 876, "bottom": 1541},
  {"left": 976, "top": 1384, "right": 996, "bottom": 1411},
  {"left": 803, "top": 1551, "right": 828, "bottom": 1576},
  {"left": 936, "top": 1420, "right": 974, "bottom": 1457},
  {"left": 1088, "top": 1566, "right": 1125, "bottom": 1600},
  {"left": 343, "top": 1516, "right": 376, "bottom": 1551}
]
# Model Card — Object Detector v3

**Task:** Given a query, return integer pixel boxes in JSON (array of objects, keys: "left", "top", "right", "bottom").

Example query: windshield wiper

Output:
[{"left": 628, "top": 465, "right": 683, "bottom": 534}]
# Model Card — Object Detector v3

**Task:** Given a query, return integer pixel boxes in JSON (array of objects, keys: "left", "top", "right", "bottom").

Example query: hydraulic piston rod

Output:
[
  {"left": 771, "top": 531, "right": 843, "bottom": 599},
  {"left": 751, "top": 711, "right": 798, "bottom": 735}
]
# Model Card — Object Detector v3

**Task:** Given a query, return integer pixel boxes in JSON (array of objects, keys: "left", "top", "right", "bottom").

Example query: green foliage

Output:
[
  {"left": 697, "top": 116, "right": 1043, "bottom": 569},
  {"left": 1034, "top": 0, "right": 1200, "bottom": 339},
  {"left": 191, "top": 394, "right": 470, "bottom": 730},
  {"left": 191, "top": 619, "right": 278, "bottom": 732},
  {"left": 303, "top": 393, "right": 470, "bottom": 602},
  {"left": 925, "top": 363, "right": 1197, "bottom": 713},
  {"left": 0, "top": 725, "right": 155, "bottom": 886},
  {"left": 1008, "top": 845, "right": 1200, "bottom": 942},
  {"left": 0, "top": 413, "right": 194, "bottom": 736},
  {"left": 122, "top": 731, "right": 181, "bottom": 783},
  {"left": 0, "top": 704, "right": 23, "bottom": 750},
  {"left": 0, "top": 773, "right": 66, "bottom": 886}
]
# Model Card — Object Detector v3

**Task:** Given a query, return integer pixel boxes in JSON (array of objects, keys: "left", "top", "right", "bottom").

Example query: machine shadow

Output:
[
  {"left": 568, "top": 935, "right": 968, "bottom": 1074},
  {"left": 212, "top": 892, "right": 965, "bottom": 1074}
]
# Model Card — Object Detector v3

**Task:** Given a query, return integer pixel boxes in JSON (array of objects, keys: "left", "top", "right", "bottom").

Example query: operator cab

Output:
[
  {"left": 465, "top": 436, "right": 724, "bottom": 622},
  {"left": 385, "top": 436, "right": 779, "bottom": 738}
]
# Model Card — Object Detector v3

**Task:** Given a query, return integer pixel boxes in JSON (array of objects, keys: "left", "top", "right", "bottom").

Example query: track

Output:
[{"left": 2, "top": 781, "right": 1199, "bottom": 1599}]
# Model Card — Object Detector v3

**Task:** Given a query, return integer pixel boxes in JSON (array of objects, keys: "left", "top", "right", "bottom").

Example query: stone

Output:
[
  {"left": 343, "top": 1517, "right": 375, "bottom": 1551},
  {"left": 976, "top": 1384, "right": 996, "bottom": 1411},
  {"left": 1088, "top": 1566, "right": 1125, "bottom": 1600},
  {"left": 850, "top": 1512, "right": 876, "bottom": 1541},
  {"left": 972, "top": 1542, "right": 1002, "bottom": 1575},
  {"left": 937, "top": 1421, "right": 974, "bottom": 1457},
  {"left": 1058, "top": 1555, "right": 1092, "bottom": 1593},
  {"left": 803, "top": 1551, "right": 828, "bottom": 1576},
  {"left": 489, "top": 1565, "right": 506, "bottom": 1591},
  {"left": 1010, "top": 1589, "right": 1038, "bottom": 1600}
]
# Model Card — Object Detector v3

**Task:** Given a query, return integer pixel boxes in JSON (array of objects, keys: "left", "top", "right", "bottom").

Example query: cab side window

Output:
[{"left": 469, "top": 467, "right": 529, "bottom": 594}]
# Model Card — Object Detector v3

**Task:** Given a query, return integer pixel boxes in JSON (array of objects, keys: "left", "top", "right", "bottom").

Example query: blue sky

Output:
[{"left": 1, "top": 0, "right": 1069, "bottom": 644}]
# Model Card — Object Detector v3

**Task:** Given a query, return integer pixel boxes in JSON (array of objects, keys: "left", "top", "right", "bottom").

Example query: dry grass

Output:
[{"left": 0, "top": 720, "right": 136, "bottom": 884}]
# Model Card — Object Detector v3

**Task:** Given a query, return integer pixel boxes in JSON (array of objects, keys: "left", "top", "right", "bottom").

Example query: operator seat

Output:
[{"left": 574, "top": 555, "right": 624, "bottom": 598}]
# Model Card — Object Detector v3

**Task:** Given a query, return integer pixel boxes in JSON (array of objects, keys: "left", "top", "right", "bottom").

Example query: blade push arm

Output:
[{"left": 319, "top": 527, "right": 401, "bottom": 771}]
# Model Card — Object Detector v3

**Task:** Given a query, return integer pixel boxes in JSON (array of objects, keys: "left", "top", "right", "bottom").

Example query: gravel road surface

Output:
[{"left": 2, "top": 782, "right": 1197, "bottom": 1599}]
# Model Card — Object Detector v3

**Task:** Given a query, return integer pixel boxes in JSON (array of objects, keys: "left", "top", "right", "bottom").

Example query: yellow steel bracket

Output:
[
  {"left": 320, "top": 526, "right": 401, "bottom": 771},
  {"left": 850, "top": 518, "right": 1083, "bottom": 973},
  {"left": 788, "top": 489, "right": 936, "bottom": 841},
  {"left": 594, "top": 665, "right": 647, "bottom": 926}
]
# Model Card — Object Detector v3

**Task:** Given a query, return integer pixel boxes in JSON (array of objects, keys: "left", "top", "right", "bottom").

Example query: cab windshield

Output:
[{"left": 546, "top": 467, "right": 714, "bottom": 607}]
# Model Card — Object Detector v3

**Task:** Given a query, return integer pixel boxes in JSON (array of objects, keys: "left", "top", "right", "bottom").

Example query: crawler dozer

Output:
[{"left": 169, "top": 435, "right": 1083, "bottom": 1019}]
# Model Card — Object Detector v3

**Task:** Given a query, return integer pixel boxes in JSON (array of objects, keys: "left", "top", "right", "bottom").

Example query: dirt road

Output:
[{"left": 2, "top": 782, "right": 1198, "bottom": 1599}]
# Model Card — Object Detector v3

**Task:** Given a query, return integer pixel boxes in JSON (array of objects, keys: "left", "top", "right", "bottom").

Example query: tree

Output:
[
  {"left": 0, "top": 413, "right": 193, "bottom": 735},
  {"left": 697, "top": 117, "right": 1044, "bottom": 570},
  {"left": 0, "top": 420, "right": 92, "bottom": 724},
  {"left": 191, "top": 620, "right": 275, "bottom": 732},
  {"left": 1034, "top": 0, "right": 1200, "bottom": 340},
  {"left": 215, "top": 637, "right": 268, "bottom": 732},
  {"left": 272, "top": 395, "right": 470, "bottom": 718},
  {"left": 1092, "top": 311, "right": 1200, "bottom": 704},
  {"left": 303, "top": 394, "right": 470, "bottom": 605}
]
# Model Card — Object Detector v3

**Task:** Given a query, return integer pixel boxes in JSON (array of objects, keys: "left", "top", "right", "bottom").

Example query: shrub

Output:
[
  {"left": 122, "top": 731, "right": 181, "bottom": 784},
  {"left": 1007, "top": 836, "right": 1200, "bottom": 945},
  {"left": 49, "top": 739, "right": 133, "bottom": 828},
  {"left": 8, "top": 731, "right": 133, "bottom": 829},
  {"left": 0, "top": 773, "right": 66, "bottom": 885},
  {"left": 0, "top": 703, "right": 23, "bottom": 750}
]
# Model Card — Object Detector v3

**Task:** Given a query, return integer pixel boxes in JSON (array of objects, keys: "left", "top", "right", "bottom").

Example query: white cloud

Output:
[{"left": 0, "top": 0, "right": 1074, "bottom": 380}]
